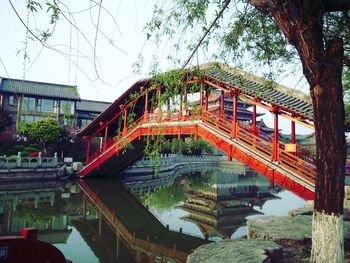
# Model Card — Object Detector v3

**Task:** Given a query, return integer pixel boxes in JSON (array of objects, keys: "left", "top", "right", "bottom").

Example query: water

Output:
[{"left": 0, "top": 160, "right": 306, "bottom": 262}]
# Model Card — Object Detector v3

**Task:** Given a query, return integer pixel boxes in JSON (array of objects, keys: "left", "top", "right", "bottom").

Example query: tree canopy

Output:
[
  {"left": 0, "top": 108, "right": 13, "bottom": 133},
  {"left": 17, "top": 118, "right": 64, "bottom": 145}
]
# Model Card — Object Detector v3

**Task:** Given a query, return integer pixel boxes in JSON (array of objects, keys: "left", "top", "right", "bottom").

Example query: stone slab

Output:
[
  {"left": 248, "top": 215, "right": 350, "bottom": 243},
  {"left": 186, "top": 239, "right": 282, "bottom": 263}
]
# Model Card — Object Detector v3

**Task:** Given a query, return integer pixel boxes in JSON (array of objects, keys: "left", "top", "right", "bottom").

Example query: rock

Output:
[
  {"left": 288, "top": 201, "right": 313, "bottom": 217},
  {"left": 72, "top": 162, "right": 83, "bottom": 172},
  {"left": 248, "top": 216, "right": 312, "bottom": 242},
  {"left": 186, "top": 239, "right": 282, "bottom": 263},
  {"left": 288, "top": 207, "right": 313, "bottom": 217},
  {"left": 248, "top": 215, "right": 350, "bottom": 242}
]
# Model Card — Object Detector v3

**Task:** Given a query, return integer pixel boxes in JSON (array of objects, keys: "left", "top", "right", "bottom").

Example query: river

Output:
[{"left": 0, "top": 159, "right": 306, "bottom": 262}]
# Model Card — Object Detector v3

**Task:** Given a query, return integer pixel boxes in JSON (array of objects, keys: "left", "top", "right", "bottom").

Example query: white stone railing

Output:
[
  {"left": 130, "top": 154, "right": 223, "bottom": 168},
  {"left": 0, "top": 152, "right": 58, "bottom": 169}
]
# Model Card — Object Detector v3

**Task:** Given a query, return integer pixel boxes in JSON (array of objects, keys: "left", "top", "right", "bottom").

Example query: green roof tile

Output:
[
  {"left": 76, "top": 99, "right": 111, "bottom": 113},
  {"left": 0, "top": 77, "right": 80, "bottom": 100}
]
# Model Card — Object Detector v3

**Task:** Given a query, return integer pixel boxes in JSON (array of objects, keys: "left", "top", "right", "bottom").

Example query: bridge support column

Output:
[
  {"left": 122, "top": 108, "right": 128, "bottom": 136},
  {"left": 269, "top": 169, "right": 275, "bottom": 188},
  {"left": 179, "top": 92, "right": 183, "bottom": 118},
  {"left": 85, "top": 139, "right": 91, "bottom": 163},
  {"left": 144, "top": 90, "right": 148, "bottom": 122},
  {"left": 231, "top": 92, "right": 239, "bottom": 139},
  {"left": 103, "top": 124, "right": 109, "bottom": 150},
  {"left": 183, "top": 84, "right": 187, "bottom": 120},
  {"left": 291, "top": 120, "right": 296, "bottom": 144},
  {"left": 252, "top": 104, "right": 257, "bottom": 134},
  {"left": 200, "top": 80, "right": 203, "bottom": 113},
  {"left": 228, "top": 145, "right": 232, "bottom": 161},
  {"left": 271, "top": 106, "right": 279, "bottom": 162},
  {"left": 205, "top": 88, "right": 209, "bottom": 111},
  {"left": 220, "top": 90, "right": 225, "bottom": 117},
  {"left": 157, "top": 87, "right": 162, "bottom": 121}
]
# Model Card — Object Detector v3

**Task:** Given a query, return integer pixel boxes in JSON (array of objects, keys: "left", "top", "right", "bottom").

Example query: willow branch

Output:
[{"left": 181, "top": 0, "right": 231, "bottom": 69}]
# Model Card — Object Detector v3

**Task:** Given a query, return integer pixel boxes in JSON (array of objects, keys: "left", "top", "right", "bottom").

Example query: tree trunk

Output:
[
  {"left": 260, "top": 2, "right": 347, "bottom": 261},
  {"left": 309, "top": 38, "right": 346, "bottom": 263}
]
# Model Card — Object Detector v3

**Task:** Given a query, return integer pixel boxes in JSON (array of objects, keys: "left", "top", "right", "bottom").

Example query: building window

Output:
[
  {"left": 36, "top": 98, "right": 42, "bottom": 111},
  {"left": 53, "top": 100, "right": 59, "bottom": 114},
  {"left": 41, "top": 99, "right": 54, "bottom": 113},
  {"left": 8, "top": 95, "right": 14, "bottom": 106},
  {"left": 22, "top": 97, "right": 36, "bottom": 112},
  {"left": 60, "top": 101, "right": 75, "bottom": 115}
]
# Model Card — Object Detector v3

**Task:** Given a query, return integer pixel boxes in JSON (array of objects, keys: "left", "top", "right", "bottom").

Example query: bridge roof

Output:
[
  {"left": 78, "top": 62, "right": 313, "bottom": 137},
  {"left": 201, "top": 63, "right": 313, "bottom": 120}
]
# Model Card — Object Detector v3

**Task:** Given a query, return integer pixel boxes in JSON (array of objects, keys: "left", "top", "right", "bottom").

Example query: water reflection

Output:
[
  {"left": 121, "top": 160, "right": 281, "bottom": 241},
  {"left": 0, "top": 181, "right": 78, "bottom": 243},
  {"left": 0, "top": 160, "right": 305, "bottom": 263}
]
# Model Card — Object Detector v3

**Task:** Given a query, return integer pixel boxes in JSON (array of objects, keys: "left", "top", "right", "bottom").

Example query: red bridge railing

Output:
[{"left": 83, "top": 108, "right": 316, "bottom": 185}]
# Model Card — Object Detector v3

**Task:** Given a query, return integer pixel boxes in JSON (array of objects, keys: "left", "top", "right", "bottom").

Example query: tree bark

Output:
[
  {"left": 310, "top": 38, "right": 346, "bottom": 262},
  {"left": 249, "top": 0, "right": 347, "bottom": 261}
]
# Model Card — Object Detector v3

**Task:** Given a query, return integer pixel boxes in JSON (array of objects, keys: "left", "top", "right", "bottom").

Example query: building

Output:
[
  {"left": 0, "top": 77, "right": 111, "bottom": 134},
  {"left": 76, "top": 99, "right": 111, "bottom": 130},
  {"left": 0, "top": 77, "right": 80, "bottom": 129}
]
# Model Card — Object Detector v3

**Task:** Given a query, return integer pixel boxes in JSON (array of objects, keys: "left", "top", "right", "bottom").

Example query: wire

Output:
[{"left": 0, "top": 57, "right": 10, "bottom": 77}]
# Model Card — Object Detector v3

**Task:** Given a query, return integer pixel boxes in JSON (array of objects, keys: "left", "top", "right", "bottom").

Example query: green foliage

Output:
[
  {"left": 160, "top": 138, "right": 212, "bottom": 155},
  {"left": 15, "top": 202, "right": 59, "bottom": 224},
  {"left": 152, "top": 69, "right": 183, "bottom": 105},
  {"left": 17, "top": 118, "right": 64, "bottom": 145},
  {"left": 345, "top": 104, "right": 350, "bottom": 132},
  {"left": 136, "top": 178, "right": 187, "bottom": 213},
  {"left": 0, "top": 108, "right": 13, "bottom": 133}
]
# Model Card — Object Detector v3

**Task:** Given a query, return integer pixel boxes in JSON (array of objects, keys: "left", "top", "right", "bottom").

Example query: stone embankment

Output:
[{"left": 187, "top": 201, "right": 350, "bottom": 263}]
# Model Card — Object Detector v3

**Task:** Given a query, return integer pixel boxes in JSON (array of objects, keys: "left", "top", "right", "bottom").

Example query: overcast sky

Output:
[{"left": 0, "top": 0, "right": 313, "bottom": 134}]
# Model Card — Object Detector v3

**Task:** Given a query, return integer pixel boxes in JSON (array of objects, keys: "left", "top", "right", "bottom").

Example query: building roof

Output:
[
  {"left": 0, "top": 77, "right": 80, "bottom": 100},
  {"left": 76, "top": 99, "right": 111, "bottom": 113}
]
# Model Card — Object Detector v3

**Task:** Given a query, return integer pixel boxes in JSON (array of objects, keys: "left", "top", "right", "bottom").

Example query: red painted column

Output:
[
  {"left": 179, "top": 93, "right": 183, "bottom": 117},
  {"left": 271, "top": 106, "right": 279, "bottom": 161},
  {"left": 144, "top": 90, "right": 148, "bottom": 122},
  {"left": 220, "top": 90, "right": 225, "bottom": 117},
  {"left": 103, "top": 124, "right": 109, "bottom": 150},
  {"left": 231, "top": 92, "right": 238, "bottom": 139},
  {"left": 205, "top": 89, "right": 209, "bottom": 111},
  {"left": 291, "top": 120, "right": 296, "bottom": 144},
  {"left": 157, "top": 87, "right": 162, "bottom": 121},
  {"left": 86, "top": 138, "right": 91, "bottom": 163},
  {"left": 183, "top": 85, "right": 187, "bottom": 120},
  {"left": 252, "top": 104, "right": 257, "bottom": 134},
  {"left": 200, "top": 81, "right": 203, "bottom": 114},
  {"left": 122, "top": 107, "right": 128, "bottom": 136}
]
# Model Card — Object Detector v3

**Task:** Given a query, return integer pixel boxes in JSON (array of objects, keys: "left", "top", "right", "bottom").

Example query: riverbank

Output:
[{"left": 187, "top": 202, "right": 350, "bottom": 262}]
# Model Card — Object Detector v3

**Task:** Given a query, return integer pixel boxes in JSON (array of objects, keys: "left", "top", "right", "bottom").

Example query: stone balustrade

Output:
[{"left": 0, "top": 152, "right": 58, "bottom": 169}]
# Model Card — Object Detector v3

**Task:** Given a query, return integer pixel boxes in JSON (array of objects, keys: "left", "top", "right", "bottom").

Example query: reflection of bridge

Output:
[
  {"left": 78, "top": 63, "right": 315, "bottom": 200},
  {"left": 77, "top": 179, "right": 208, "bottom": 263}
]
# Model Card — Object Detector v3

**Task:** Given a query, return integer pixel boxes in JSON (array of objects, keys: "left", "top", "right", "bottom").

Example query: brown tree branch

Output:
[{"left": 250, "top": 0, "right": 271, "bottom": 8}]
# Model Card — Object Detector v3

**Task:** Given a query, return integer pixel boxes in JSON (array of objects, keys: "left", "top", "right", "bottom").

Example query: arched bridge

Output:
[{"left": 78, "top": 62, "right": 315, "bottom": 200}]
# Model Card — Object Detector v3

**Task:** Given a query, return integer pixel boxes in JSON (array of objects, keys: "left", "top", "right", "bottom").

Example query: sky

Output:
[{"left": 0, "top": 0, "right": 313, "bottom": 134}]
